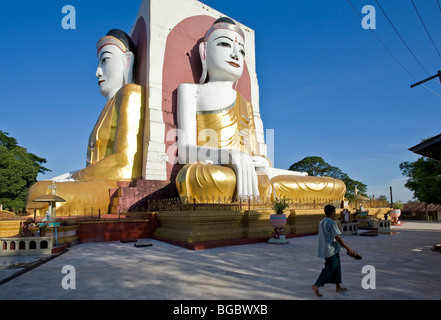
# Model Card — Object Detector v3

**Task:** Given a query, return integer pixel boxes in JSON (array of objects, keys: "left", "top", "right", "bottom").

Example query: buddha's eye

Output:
[
  {"left": 101, "top": 57, "right": 110, "bottom": 64},
  {"left": 217, "top": 41, "right": 231, "bottom": 48},
  {"left": 239, "top": 49, "right": 245, "bottom": 57}
]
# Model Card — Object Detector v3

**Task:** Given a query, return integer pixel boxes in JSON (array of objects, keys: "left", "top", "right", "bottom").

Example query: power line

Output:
[
  {"left": 375, "top": 0, "right": 430, "bottom": 76},
  {"left": 410, "top": 0, "right": 441, "bottom": 60},
  {"left": 346, "top": 0, "right": 414, "bottom": 78},
  {"left": 345, "top": 0, "right": 441, "bottom": 99}
]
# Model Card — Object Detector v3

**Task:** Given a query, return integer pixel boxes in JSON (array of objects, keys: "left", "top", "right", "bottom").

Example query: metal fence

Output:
[
  {"left": 145, "top": 197, "right": 343, "bottom": 212},
  {"left": 30, "top": 198, "right": 390, "bottom": 222},
  {"left": 33, "top": 208, "right": 132, "bottom": 223},
  {"left": 348, "top": 199, "right": 389, "bottom": 209}
]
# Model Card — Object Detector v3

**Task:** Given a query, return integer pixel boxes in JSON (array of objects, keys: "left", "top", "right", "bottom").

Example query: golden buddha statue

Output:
[
  {"left": 26, "top": 29, "right": 145, "bottom": 215},
  {"left": 175, "top": 18, "right": 346, "bottom": 203}
]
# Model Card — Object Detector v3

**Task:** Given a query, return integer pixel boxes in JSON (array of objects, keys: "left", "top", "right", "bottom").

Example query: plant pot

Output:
[
  {"left": 270, "top": 214, "right": 287, "bottom": 228},
  {"left": 390, "top": 209, "right": 401, "bottom": 217},
  {"left": 389, "top": 209, "right": 401, "bottom": 224}
]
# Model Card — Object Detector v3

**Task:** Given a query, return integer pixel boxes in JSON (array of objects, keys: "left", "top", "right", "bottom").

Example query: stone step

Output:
[{"left": 107, "top": 179, "right": 178, "bottom": 214}]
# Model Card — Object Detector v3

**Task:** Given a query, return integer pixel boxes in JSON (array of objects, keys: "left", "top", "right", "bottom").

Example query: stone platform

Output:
[{"left": 153, "top": 209, "right": 325, "bottom": 249}]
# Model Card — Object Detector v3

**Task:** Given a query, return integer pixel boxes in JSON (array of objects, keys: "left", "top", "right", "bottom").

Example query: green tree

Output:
[
  {"left": 0, "top": 130, "right": 50, "bottom": 211},
  {"left": 399, "top": 157, "right": 441, "bottom": 205},
  {"left": 289, "top": 156, "right": 367, "bottom": 200}
]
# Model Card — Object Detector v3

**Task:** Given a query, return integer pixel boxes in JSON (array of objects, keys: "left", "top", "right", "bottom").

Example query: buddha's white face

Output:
[
  {"left": 96, "top": 44, "right": 125, "bottom": 100},
  {"left": 205, "top": 28, "right": 245, "bottom": 82}
]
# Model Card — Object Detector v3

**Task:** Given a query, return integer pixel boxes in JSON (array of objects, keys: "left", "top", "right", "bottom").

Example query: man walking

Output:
[{"left": 312, "top": 204, "right": 358, "bottom": 297}]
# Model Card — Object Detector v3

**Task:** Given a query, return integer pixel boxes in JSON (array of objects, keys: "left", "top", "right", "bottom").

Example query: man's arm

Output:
[{"left": 335, "top": 235, "right": 355, "bottom": 256}]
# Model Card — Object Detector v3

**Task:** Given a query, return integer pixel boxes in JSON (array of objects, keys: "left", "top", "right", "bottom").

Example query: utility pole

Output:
[
  {"left": 410, "top": 70, "right": 441, "bottom": 88},
  {"left": 389, "top": 186, "right": 393, "bottom": 208}
]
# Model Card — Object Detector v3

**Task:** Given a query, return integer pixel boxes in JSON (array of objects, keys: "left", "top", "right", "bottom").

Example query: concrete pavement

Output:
[{"left": 0, "top": 221, "right": 440, "bottom": 300}]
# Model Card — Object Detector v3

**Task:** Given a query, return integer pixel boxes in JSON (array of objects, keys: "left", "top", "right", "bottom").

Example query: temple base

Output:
[{"left": 153, "top": 209, "right": 325, "bottom": 249}]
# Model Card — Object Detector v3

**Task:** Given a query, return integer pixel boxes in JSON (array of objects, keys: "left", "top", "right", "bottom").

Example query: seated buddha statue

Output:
[
  {"left": 26, "top": 29, "right": 145, "bottom": 215},
  {"left": 175, "top": 17, "right": 346, "bottom": 203}
]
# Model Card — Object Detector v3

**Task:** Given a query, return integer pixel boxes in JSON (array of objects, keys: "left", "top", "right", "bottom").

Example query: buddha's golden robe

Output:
[
  {"left": 26, "top": 84, "right": 145, "bottom": 215},
  {"left": 176, "top": 91, "right": 346, "bottom": 203}
]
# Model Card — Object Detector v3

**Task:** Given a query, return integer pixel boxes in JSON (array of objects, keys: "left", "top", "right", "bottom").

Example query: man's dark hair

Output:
[{"left": 324, "top": 204, "right": 336, "bottom": 217}]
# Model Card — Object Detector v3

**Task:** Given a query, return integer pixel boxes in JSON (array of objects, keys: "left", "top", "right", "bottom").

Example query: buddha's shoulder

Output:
[
  {"left": 118, "top": 83, "right": 144, "bottom": 97},
  {"left": 114, "top": 84, "right": 145, "bottom": 112}
]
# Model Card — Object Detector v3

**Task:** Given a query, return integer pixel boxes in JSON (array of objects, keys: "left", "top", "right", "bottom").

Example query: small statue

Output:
[{"left": 42, "top": 207, "right": 52, "bottom": 222}]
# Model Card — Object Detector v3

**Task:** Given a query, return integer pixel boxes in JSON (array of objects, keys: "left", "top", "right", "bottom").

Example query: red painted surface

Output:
[{"left": 77, "top": 218, "right": 156, "bottom": 243}]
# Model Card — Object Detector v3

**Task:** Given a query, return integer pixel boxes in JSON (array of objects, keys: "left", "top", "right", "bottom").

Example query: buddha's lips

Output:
[
  {"left": 98, "top": 80, "right": 105, "bottom": 85},
  {"left": 227, "top": 61, "right": 240, "bottom": 68}
]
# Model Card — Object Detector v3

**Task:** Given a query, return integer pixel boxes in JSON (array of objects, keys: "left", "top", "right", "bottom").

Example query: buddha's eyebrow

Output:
[
  {"left": 99, "top": 51, "right": 113, "bottom": 60},
  {"left": 213, "top": 36, "right": 244, "bottom": 47},
  {"left": 214, "top": 36, "right": 233, "bottom": 41}
]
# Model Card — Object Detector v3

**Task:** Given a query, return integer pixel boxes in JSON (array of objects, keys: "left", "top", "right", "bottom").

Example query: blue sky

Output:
[{"left": 2, "top": 0, "right": 441, "bottom": 203}]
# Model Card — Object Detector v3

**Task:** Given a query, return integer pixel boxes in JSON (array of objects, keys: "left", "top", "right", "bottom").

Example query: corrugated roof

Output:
[{"left": 402, "top": 203, "right": 441, "bottom": 212}]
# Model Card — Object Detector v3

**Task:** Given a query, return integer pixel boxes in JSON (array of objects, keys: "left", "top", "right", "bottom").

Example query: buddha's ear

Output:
[
  {"left": 199, "top": 41, "right": 207, "bottom": 84},
  {"left": 122, "top": 51, "right": 135, "bottom": 84}
]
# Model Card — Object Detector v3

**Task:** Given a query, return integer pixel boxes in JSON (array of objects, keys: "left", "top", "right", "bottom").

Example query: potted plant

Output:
[
  {"left": 389, "top": 201, "right": 403, "bottom": 224},
  {"left": 268, "top": 196, "right": 290, "bottom": 243}
]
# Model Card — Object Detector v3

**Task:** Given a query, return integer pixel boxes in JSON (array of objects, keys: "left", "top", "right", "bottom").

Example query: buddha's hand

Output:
[
  {"left": 252, "top": 155, "right": 271, "bottom": 169},
  {"left": 229, "top": 149, "right": 260, "bottom": 201}
]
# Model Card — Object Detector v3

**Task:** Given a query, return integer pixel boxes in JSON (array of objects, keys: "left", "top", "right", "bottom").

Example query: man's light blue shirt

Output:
[{"left": 317, "top": 217, "right": 343, "bottom": 258}]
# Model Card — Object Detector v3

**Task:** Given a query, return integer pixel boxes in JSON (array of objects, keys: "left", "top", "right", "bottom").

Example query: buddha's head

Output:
[
  {"left": 199, "top": 17, "right": 245, "bottom": 84},
  {"left": 96, "top": 29, "right": 137, "bottom": 100}
]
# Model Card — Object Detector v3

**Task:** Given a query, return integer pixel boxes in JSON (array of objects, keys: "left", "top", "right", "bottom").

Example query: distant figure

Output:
[
  {"left": 340, "top": 209, "right": 349, "bottom": 222},
  {"left": 312, "top": 204, "right": 358, "bottom": 297}
]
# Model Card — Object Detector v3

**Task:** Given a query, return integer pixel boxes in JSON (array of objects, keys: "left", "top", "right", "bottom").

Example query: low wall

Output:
[
  {"left": 154, "top": 209, "right": 326, "bottom": 245},
  {"left": 0, "top": 220, "right": 22, "bottom": 237},
  {"left": 76, "top": 219, "right": 155, "bottom": 243},
  {"left": 28, "top": 225, "right": 80, "bottom": 246},
  {"left": 288, "top": 209, "right": 324, "bottom": 235},
  {"left": 0, "top": 236, "right": 53, "bottom": 256},
  {"left": 154, "top": 210, "right": 245, "bottom": 243}
]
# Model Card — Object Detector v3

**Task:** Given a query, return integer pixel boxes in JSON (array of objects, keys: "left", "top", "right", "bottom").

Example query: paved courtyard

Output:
[{"left": 0, "top": 221, "right": 440, "bottom": 300}]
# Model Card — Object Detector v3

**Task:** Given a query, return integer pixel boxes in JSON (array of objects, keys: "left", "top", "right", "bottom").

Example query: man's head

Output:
[{"left": 324, "top": 204, "right": 336, "bottom": 218}]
